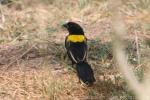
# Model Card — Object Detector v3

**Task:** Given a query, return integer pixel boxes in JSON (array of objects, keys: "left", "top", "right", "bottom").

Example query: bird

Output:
[{"left": 62, "top": 21, "right": 95, "bottom": 86}]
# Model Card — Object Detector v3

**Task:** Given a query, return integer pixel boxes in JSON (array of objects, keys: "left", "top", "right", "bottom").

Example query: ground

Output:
[{"left": 0, "top": 0, "right": 150, "bottom": 100}]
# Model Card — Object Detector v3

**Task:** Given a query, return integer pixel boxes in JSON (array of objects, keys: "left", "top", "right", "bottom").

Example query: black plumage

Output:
[{"left": 63, "top": 22, "right": 95, "bottom": 86}]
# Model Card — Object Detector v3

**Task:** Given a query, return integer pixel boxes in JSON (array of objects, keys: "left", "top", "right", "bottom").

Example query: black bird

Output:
[{"left": 62, "top": 22, "right": 95, "bottom": 86}]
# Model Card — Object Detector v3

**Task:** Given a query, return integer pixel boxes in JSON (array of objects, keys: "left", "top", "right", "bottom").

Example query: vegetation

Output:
[{"left": 0, "top": 0, "right": 150, "bottom": 99}]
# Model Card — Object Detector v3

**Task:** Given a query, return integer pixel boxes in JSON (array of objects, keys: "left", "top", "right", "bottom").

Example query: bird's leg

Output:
[
  {"left": 64, "top": 53, "right": 67, "bottom": 60},
  {"left": 71, "top": 62, "right": 76, "bottom": 69},
  {"left": 72, "top": 63, "right": 74, "bottom": 68},
  {"left": 76, "top": 74, "right": 81, "bottom": 83},
  {"left": 78, "top": 77, "right": 81, "bottom": 83}
]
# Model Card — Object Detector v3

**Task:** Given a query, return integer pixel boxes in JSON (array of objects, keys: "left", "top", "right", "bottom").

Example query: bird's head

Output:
[{"left": 62, "top": 22, "right": 84, "bottom": 35}]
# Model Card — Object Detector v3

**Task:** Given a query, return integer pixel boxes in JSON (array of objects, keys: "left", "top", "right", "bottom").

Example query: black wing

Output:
[{"left": 65, "top": 36, "right": 87, "bottom": 63}]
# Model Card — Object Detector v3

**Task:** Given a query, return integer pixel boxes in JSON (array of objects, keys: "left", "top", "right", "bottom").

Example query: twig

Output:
[
  {"left": 139, "top": 34, "right": 150, "bottom": 39},
  {"left": 135, "top": 30, "right": 140, "bottom": 65},
  {"left": 109, "top": 0, "right": 142, "bottom": 99},
  {"left": 6, "top": 44, "right": 37, "bottom": 70},
  {"left": 109, "top": 0, "right": 150, "bottom": 99},
  {"left": 0, "top": 2, "right": 5, "bottom": 30}
]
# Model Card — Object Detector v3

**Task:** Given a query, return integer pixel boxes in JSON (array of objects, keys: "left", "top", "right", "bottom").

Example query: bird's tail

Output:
[{"left": 76, "top": 61, "right": 95, "bottom": 86}]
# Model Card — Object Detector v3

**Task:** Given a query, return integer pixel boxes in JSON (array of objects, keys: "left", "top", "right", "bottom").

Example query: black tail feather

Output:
[{"left": 76, "top": 62, "right": 95, "bottom": 86}]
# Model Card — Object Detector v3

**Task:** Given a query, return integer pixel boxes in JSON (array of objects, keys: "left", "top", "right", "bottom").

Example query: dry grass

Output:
[{"left": 0, "top": 0, "right": 150, "bottom": 100}]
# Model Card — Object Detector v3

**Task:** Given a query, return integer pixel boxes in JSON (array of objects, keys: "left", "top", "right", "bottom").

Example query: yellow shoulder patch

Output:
[{"left": 67, "top": 35, "right": 85, "bottom": 42}]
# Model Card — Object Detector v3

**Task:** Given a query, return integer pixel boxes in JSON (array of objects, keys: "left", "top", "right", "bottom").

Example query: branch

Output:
[{"left": 108, "top": 0, "right": 146, "bottom": 100}]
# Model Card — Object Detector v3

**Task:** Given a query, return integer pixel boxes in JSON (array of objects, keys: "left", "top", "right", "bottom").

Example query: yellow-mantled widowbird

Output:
[{"left": 62, "top": 22, "right": 95, "bottom": 86}]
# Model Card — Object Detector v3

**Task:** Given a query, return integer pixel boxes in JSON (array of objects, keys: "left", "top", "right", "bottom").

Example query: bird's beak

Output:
[{"left": 62, "top": 23, "right": 68, "bottom": 29}]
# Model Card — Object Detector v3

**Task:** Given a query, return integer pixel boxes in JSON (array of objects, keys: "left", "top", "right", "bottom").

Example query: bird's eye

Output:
[{"left": 69, "top": 24, "right": 73, "bottom": 28}]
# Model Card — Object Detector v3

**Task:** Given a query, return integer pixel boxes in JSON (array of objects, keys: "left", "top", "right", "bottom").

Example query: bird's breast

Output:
[{"left": 67, "top": 35, "right": 85, "bottom": 42}]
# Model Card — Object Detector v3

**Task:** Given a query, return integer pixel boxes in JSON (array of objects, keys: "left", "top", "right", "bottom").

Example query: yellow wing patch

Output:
[{"left": 67, "top": 35, "right": 85, "bottom": 42}]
